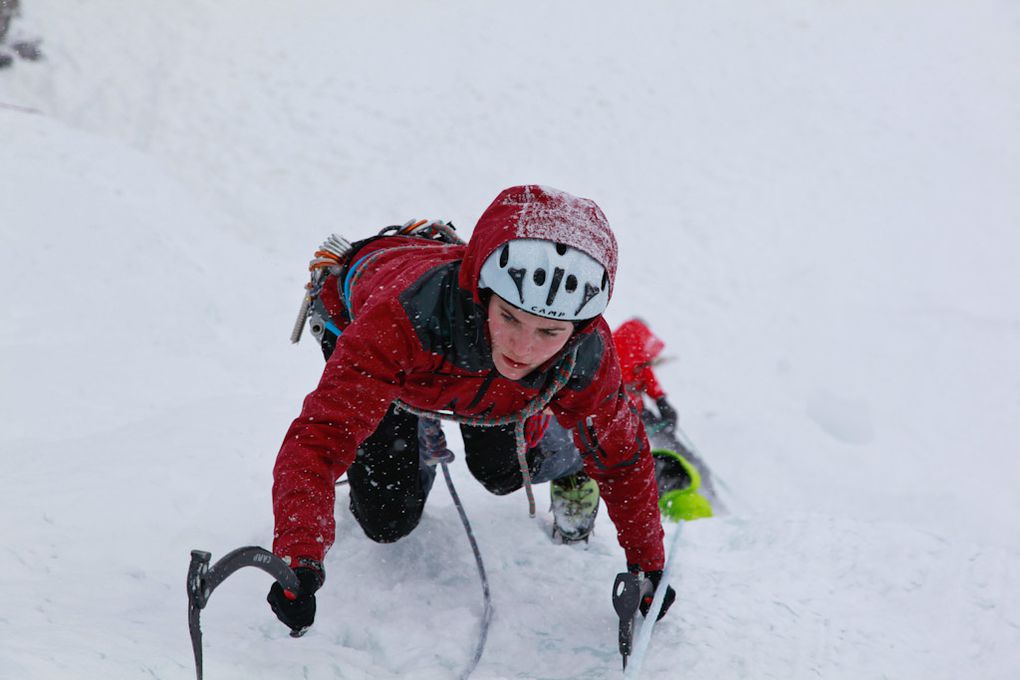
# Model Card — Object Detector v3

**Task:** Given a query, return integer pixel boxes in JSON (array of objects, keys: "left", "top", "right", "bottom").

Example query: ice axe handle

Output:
[{"left": 187, "top": 550, "right": 212, "bottom": 680}]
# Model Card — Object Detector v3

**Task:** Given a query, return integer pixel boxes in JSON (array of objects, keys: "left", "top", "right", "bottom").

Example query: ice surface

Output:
[{"left": 1, "top": 1, "right": 1018, "bottom": 678}]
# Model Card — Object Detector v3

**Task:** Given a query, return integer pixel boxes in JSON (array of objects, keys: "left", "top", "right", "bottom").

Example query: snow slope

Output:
[{"left": 2, "top": 2, "right": 1019, "bottom": 678}]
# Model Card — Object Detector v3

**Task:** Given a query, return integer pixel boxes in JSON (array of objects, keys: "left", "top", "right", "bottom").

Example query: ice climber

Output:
[
  {"left": 267, "top": 185, "right": 677, "bottom": 635},
  {"left": 613, "top": 318, "right": 719, "bottom": 516}
]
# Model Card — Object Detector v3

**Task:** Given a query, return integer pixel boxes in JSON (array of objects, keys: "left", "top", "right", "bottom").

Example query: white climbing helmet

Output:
[{"left": 478, "top": 238, "right": 611, "bottom": 321}]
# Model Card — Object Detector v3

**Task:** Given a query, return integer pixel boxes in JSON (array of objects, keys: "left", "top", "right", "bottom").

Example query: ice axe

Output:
[
  {"left": 615, "top": 524, "right": 685, "bottom": 678},
  {"left": 612, "top": 571, "right": 649, "bottom": 670},
  {"left": 187, "top": 546, "right": 301, "bottom": 680}
]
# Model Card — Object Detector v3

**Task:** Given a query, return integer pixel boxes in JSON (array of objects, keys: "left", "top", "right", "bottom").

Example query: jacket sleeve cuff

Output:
[
  {"left": 624, "top": 545, "right": 665, "bottom": 572},
  {"left": 273, "top": 539, "right": 327, "bottom": 567}
]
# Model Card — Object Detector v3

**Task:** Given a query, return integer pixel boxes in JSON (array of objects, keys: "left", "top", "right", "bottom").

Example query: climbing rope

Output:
[
  {"left": 438, "top": 461, "right": 493, "bottom": 680},
  {"left": 395, "top": 349, "right": 576, "bottom": 517}
]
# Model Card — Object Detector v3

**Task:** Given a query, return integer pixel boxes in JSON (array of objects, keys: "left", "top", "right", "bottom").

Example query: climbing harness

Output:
[{"left": 394, "top": 348, "right": 576, "bottom": 517}]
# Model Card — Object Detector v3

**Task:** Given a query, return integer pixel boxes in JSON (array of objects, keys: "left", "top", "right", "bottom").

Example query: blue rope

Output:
[{"left": 341, "top": 253, "right": 374, "bottom": 314}]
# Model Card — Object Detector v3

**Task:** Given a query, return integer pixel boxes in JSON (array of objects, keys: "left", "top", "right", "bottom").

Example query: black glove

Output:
[
  {"left": 628, "top": 564, "right": 676, "bottom": 621},
  {"left": 267, "top": 565, "right": 324, "bottom": 636},
  {"left": 655, "top": 397, "right": 678, "bottom": 433}
]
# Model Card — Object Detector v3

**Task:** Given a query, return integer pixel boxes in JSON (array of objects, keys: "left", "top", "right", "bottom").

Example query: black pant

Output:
[
  {"left": 347, "top": 407, "right": 569, "bottom": 543},
  {"left": 346, "top": 405, "right": 433, "bottom": 543}
]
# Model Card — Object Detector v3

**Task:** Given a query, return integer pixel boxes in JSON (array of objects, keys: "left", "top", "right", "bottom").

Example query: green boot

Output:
[
  {"left": 652, "top": 448, "right": 713, "bottom": 522},
  {"left": 550, "top": 470, "right": 600, "bottom": 543}
]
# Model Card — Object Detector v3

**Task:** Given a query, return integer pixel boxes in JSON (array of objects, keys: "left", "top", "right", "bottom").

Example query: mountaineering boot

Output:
[
  {"left": 653, "top": 448, "right": 691, "bottom": 494},
  {"left": 652, "top": 449, "right": 713, "bottom": 522},
  {"left": 550, "top": 470, "right": 600, "bottom": 543}
]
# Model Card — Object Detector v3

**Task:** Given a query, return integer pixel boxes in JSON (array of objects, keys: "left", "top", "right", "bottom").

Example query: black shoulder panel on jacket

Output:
[
  {"left": 399, "top": 262, "right": 492, "bottom": 373},
  {"left": 564, "top": 330, "right": 605, "bottom": 393}
]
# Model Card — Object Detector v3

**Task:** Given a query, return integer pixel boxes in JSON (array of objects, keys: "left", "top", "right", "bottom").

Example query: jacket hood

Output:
[{"left": 459, "top": 185, "right": 619, "bottom": 315}]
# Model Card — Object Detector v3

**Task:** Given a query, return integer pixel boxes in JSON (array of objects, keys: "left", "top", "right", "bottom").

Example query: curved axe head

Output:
[{"left": 187, "top": 547, "right": 300, "bottom": 680}]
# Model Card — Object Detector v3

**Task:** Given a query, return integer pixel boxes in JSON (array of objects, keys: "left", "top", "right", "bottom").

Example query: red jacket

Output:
[
  {"left": 612, "top": 318, "right": 667, "bottom": 411},
  {"left": 273, "top": 186, "right": 665, "bottom": 570}
]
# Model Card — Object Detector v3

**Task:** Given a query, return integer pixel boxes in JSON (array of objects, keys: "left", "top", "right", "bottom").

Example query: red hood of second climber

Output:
[
  {"left": 459, "top": 185, "right": 618, "bottom": 330},
  {"left": 613, "top": 318, "right": 665, "bottom": 373},
  {"left": 613, "top": 318, "right": 667, "bottom": 405}
]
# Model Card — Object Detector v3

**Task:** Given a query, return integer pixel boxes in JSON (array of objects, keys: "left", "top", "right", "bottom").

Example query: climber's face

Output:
[{"left": 487, "top": 294, "right": 573, "bottom": 380}]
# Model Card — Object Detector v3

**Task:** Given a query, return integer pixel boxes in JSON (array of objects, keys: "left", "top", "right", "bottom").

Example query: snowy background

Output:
[{"left": 2, "top": 1, "right": 1019, "bottom": 678}]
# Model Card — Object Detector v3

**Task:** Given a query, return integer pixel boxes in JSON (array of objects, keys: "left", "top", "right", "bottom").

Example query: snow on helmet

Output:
[{"left": 478, "top": 238, "right": 611, "bottom": 320}]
